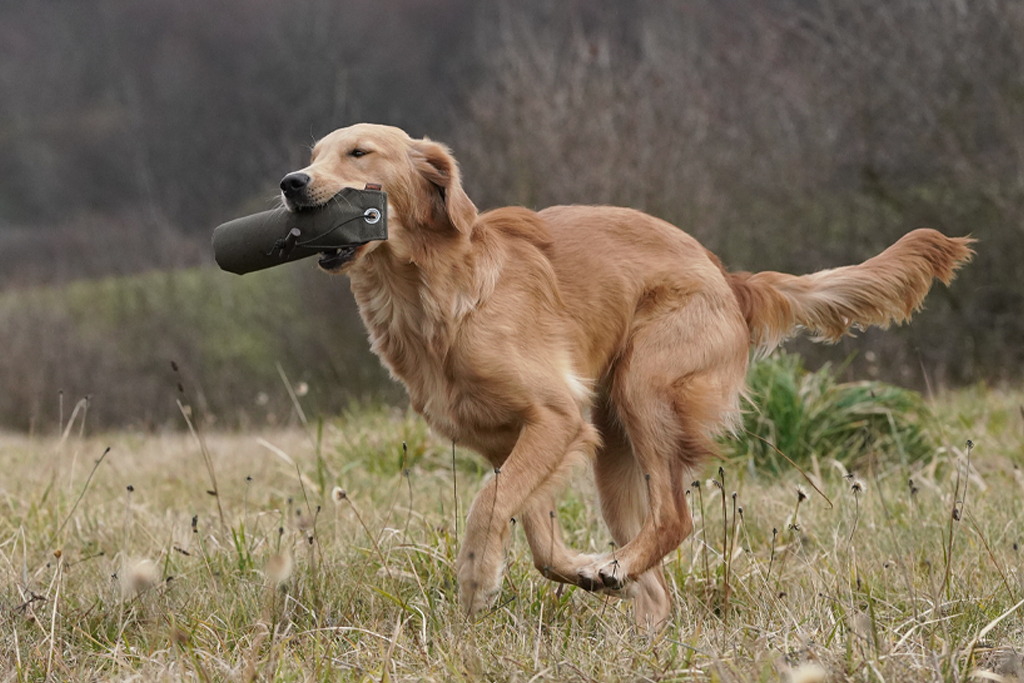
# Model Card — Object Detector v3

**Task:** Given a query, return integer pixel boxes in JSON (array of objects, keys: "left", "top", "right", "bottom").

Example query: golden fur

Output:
[{"left": 282, "top": 123, "right": 974, "bottom": 627}]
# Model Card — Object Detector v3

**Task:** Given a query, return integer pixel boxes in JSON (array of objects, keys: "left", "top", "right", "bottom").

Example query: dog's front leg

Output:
[{"left": 457, "top": 406, "right": 596, "bottom": 615}]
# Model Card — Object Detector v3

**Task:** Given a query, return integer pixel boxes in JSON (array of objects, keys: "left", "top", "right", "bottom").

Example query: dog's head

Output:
[{"left": 280, "top": 123, "right": 477, "bottom": 273}]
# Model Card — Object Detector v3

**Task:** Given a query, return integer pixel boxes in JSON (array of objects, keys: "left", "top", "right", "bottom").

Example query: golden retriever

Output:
[{"left": 280, "top": 123, "right": 973, "bottom": 627}]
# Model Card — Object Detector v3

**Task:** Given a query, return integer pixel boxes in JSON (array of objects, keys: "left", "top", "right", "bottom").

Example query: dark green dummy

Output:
[{"left": 212, "top": 186, "right": 388, "bottom": 274}]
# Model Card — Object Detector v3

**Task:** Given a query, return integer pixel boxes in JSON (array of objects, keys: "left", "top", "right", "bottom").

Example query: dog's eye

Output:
[{"left": 349, "top": 148, "right": 370, "bottom": 159}]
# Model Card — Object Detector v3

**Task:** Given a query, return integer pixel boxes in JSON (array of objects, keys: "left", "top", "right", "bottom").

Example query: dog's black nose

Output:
[{"left": 280, "top": 172, "right": 311, "bottom": 197}]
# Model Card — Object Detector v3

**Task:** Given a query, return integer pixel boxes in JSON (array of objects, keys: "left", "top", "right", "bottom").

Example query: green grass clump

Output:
[{"left": 732, "top": 351, "right": 934, "bottom": 473}]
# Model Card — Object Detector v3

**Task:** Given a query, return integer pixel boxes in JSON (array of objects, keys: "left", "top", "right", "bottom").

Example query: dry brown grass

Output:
[{"left": 1, "top": 390, "right": 1023, "bottom": 682}]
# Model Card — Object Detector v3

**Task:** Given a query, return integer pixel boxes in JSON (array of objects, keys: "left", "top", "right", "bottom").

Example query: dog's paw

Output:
[
  {"left": 459, "top": 576, "right": 501, "bottom": 615},
  {"left": 575, "top": 554, "right": 632, "bottom": 593},
  {"left": 456, "top": 549, "right": 504, "bottom": 615}
]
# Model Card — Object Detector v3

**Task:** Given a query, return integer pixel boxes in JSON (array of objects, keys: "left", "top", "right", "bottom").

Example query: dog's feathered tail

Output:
[{"left": 726, "top": 228, "right": 975, "bottom": 352}]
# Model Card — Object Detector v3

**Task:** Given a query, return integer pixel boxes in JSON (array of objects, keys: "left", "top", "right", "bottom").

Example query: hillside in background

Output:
[
  {"left": 0, "top": 266, "right": 397, "bottom": 431},
  {"left": 1, "top": 0, "right": 1022, "bottom": 429}
]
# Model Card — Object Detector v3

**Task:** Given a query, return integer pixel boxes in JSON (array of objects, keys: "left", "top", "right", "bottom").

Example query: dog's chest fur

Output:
[{"left": 349, "top": 255, "right": 522, "bottom": 461}]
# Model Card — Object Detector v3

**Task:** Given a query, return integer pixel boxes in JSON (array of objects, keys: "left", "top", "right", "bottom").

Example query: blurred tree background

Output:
[{"left": 0, "top": 0, "right": 1021, "bottom": 430}]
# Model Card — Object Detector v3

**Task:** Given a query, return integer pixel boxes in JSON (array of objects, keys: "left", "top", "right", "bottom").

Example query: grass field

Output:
[{"left": 2, "top": 385, "right": 1023, "bottom": 682}]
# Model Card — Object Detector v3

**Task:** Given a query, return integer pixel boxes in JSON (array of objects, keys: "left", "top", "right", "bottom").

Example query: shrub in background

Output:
[{"left": 730, "top": 351, "right": 935, "bottom": 474}]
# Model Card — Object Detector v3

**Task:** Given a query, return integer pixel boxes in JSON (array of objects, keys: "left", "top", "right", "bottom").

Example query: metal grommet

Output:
[{"left": 363, "top": 207, "right": 381, "bottom": 224}]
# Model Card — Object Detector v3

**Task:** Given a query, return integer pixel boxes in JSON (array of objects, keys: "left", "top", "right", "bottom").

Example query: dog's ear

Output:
[{"left": 409, "top": 139, "right": 477, "bottom": 235}]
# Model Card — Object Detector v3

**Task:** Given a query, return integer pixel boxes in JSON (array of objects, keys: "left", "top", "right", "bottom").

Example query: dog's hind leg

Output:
[
  {"left": 576, "top": 300, "right": 748, "bottom": 609},
  {"left": 591, "top": 397, "right": 673, "bottom": 629}
]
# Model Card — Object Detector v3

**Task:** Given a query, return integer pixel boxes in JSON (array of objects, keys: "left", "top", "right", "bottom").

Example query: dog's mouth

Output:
[
  {"left": 285, "top": 199, "right": 359, "bottom": 271},
  {"left": 282, "top": 184, "right": 386, "bottom": 272},
  {"left": 318, "top": 245, "right": 359, "bottom": 271}
]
